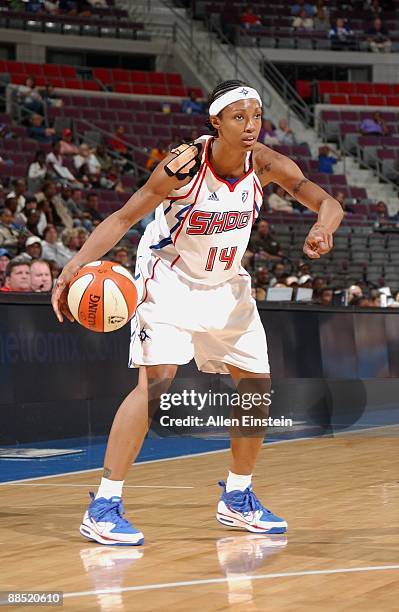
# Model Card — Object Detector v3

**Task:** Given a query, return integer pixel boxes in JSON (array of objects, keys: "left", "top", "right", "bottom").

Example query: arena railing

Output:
[{"left": 146, "top": 0, "right": 273, "bottom": 111}]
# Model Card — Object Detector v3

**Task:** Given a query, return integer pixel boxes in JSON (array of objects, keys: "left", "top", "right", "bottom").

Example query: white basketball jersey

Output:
[{"left": 140, "top": 135, "right": 263, "bottom": 286}]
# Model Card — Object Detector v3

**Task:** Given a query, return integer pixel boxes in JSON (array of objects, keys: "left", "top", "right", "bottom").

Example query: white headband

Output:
[{"left": 209, "top": 86, "right": 262, "bottom": 116}]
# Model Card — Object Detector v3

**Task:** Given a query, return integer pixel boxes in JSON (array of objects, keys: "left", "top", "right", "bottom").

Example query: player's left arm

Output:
[{"left": 254, "top": 145, "right": 344, "bottom": 259}]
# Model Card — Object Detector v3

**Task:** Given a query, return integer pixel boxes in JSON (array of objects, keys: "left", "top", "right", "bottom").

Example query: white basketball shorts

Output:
[{"left": 128, "top": 253, "right": 269, "bottom": 375}]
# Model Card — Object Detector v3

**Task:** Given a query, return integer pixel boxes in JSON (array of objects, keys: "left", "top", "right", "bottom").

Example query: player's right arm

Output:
[{"left": 52, "top": 150, "right": 194, "bottom": 322}]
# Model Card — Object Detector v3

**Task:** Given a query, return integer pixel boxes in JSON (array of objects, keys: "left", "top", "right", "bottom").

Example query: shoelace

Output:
[
  {"left": 89, "top": 492, "right": 131, "bottom": 526},
  {"left": 220, "top": 482, "right": 272, "bottom": 516}
]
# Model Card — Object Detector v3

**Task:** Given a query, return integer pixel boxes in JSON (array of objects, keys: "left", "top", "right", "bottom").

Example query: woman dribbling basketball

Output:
[{"left": 52, "top": 80, "right": 343, "bottom": 545}]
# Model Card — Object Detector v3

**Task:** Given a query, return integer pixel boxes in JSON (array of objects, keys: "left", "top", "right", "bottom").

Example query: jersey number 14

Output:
[{"left": 205, "top": 246, "right": 237, "bottom": 271}]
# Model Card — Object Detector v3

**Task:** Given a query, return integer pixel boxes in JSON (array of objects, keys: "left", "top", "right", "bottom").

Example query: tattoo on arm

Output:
[
  {"left": 293, "top": 178, "right": 308, "bottom": 196},
  {"left": 103, "top": 467, "right": 112, "bottom": 478},
  {"left": 257, "top": 162, "right": 272, "bottom": 177}
]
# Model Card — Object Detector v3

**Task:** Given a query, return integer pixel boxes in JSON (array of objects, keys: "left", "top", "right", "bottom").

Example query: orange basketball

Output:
[{"left": 67, "top": 260, "right": 138, "bottom": 333}]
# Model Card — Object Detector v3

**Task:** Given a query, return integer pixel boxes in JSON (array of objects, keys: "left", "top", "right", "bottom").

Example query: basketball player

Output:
[{"left": 52, "top": 80, "right": 343, "bottom": 545}]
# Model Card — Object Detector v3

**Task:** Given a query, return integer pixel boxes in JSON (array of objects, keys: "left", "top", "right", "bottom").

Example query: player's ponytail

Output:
[{"left": 206, "top": 79, "right": 249, "bottom": 136}]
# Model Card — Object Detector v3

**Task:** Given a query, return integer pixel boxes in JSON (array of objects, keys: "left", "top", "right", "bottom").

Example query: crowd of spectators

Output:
[
  {"left": 0, "top": 83, "right": 397, "bottom": 308},
  {"left": 234, "top": 0, "right": 394, "bottom": 53},
  {"left": 15, "top": 0, "right": 108, "bottom": 17},
  {"left": 243, "top": 219, "right": 399, "bottom": 308}
]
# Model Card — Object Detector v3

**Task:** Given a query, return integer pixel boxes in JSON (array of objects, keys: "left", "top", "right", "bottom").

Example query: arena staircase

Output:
[{"left": 124, "top": 0, "right": 398, "bottom": 213}]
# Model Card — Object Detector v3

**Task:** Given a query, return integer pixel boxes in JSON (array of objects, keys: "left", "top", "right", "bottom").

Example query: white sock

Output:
[
  {"left": 226, "top": 471, "right": 252, "bottom": 492},
  {"left": 95, "top": 477, "right": 124, "bottom": 500}
]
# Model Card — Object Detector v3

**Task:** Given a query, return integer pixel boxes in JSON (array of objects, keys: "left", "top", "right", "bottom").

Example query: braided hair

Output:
[{"left": 206, "top": 79, "right": 248, "bottom": 136}]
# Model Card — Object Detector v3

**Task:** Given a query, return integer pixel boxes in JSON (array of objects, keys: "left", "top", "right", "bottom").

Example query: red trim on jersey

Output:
[
  {"left": 254, "top": 177, "right": 264, "bottom": 198},
  {"left": 171, "top": 254, "right": 180, "bottom": 267},
  {"left": 172, "top": 163, "right": 207, "bottom": 245},
  {"left": 136, "top": 257, "right": 161, "bottom": 309},
  {"left": 252, "top": 195, "right": 258, "bottom": 225},
  {"left": 205, "top": 138, "right": 254, "bottom": 192}
]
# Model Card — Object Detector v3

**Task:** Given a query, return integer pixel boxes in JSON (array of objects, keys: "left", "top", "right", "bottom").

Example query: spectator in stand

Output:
[
  {"left": 0, "top": 247, "right": 10, "bottom": 288},
  {"left": 334, "top": 190, "right": 354, "bottom": 214},
  {"left": 0, "top": 259, "right": 31, "bottom": 292},
  {"left": 268, "top": 186, "right": 296, "bottom": 213},
  {"left": 275, "top": 118, "right": 297, "bottom": 145},
  {"left": 312, "top": 276, "right": 327, "bottom": 292},
  {"left": 269, "top": 262, "right": 287, "bottom": 286},
  {"left": 146, "top": 143, "right": 168, "bottom": 171},
  {"left": 47, "top": 141, "right": 81, "bottom": 186},
  {"left": 347, "top": 284, "right": 363, "bottom": 304},
  {"left": 367, "top": 18, "right": 392, "bottom": 53},
  {"left": 83, "top": 192, "right": 103, "bottom": 226},
  {"left": 25, "top": 208, "right": 43, "bottom": 237},
  {"left": 59, "top": 129, "right": 79, "bottom": 156},
  {"left": 239, "top": 5, "right": 263, "bottom": 30},
  {"left": 291, "top": 0, "right": 316, "bottom": 16},
  {"left": 259, "top": 119, "right": 279, "bottom": 146},
  {"left": 30, "top": 259, "right": 53, "bottom": 292},
  {"left": 292, "top": 9, "right": 314, "bottom": 30},
  {"left": 41, "top": 224, "right": 72, "bottom": 267},
  {"left": 43, "top": 1, "right": 59, "bottom": 14},
  {"left": 14, "top": 196, "right": 47, "bottom": 235},
  {"left": 182, "top": 93, "right": 203, "bottom": 115},
  {"left": 254, "top": 266, "right": 270, "bottom": 288},
  {"left": 316, "top": 287, "right": 334, "bottom": 305},
  {"left": 73, "top": 143, "right": 102, "bottom": 186},
  {"left": 37, "top": 181, "right": 73, "bottom": 229},
  {"left": 95, "top": 144, "right": 113, "bottom": 173},
  {"left": 329, "top": 18, "right": 356, "bottom": 51},
  {"left": 58, "top": 0, "right": 91, "bottom": 16},
  {"left": 373, "top": 200, "right": 397, "bottom": 228},
  {"left": 365, "top": 0, "right": 382, "bottom": 18},
  {"left": 26, "top": 0, "right": 46, "bottom": 12},
  {"left": 17, "top": 76, "right": 44, "bottom": 115},
  {"left": 313, "top": 6, "right": 330, "bottom": 31},
  {"left": 105, "top": 164, "right": 125, "bottom": 192},
  {"left": 23, "top": 236, "right": 43, "bottom": 260},
  {"left": 75, "top": 226, "right": 89, "bottom": 250},
  {"left": 318, "top": 145, "right": 340, "bottom": 174},
  {"left": 368, "top": 289, "right": 381, "bottom": 307},
  {"left": 0, "top": 207, "right": 19, "bottom": 251},
  {"left": 59, "top": 228, "right": 80, "bottom": 261},
  {"left": 248, "top": 219, "right": 284, "bottom": 261},
  {"left": 7, "top": 179, "right": 27, "bottom": 212},
  {"left": 360, "top": 111, "right": 389, "bottom": 135},
  {"left": 28, "top": 151, "right": 48, "bottom": 190},
  {"left": 28, "top": 114, "right": 56, "bottom": 144},
  {"left": 108, "top": 126, "right": 128, "bottom": 156},
  {"left": 298, "top": 274, "right": 313, "bottom": 288},
  {"left": 113, "top": 246, "right": 134, "bottom": 274},
  {"left": 64, "top": 188, "right": 92, "bottom": 230},
  {"left": 41, "top": 83, "right": 63, "bottom": 107}
]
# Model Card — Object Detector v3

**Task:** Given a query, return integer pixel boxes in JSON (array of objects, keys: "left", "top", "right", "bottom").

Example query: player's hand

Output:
[
  {"left": 51, "top": 264, "right": 80, "bottom": 323},
  {"left": 303, "top": 223, "right": 333, "bottom": 259}
]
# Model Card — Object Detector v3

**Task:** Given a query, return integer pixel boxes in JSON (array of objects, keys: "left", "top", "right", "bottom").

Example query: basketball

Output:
[{"left": 67, "top": 261, "right": 138, "bottom": 333}]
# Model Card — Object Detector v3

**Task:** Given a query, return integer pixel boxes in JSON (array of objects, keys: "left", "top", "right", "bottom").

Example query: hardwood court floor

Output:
[{"left": 1, "top": 429, "right": 398, "bottom": 611}]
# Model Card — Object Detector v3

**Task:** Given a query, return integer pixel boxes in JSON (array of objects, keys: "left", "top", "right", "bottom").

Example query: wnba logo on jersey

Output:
[{"left": 186, "top": 210, "right": 252, "bottom": 235}]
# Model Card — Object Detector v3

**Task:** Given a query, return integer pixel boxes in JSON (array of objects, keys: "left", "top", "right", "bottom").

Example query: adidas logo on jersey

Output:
[{"left": 208, "top": 192, "right": 219, "bottom": 201}]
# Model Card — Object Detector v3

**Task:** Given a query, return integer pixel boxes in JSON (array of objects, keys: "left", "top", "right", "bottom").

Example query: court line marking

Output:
[
  {"left": 2, "top": 483, "right": 193, "bottom": 489},
  {"left": 63, "top": 564, "right": 399, "bottom": 599},
  {"left": 0, "top": 423, "right": 396, "bottom": 486}
]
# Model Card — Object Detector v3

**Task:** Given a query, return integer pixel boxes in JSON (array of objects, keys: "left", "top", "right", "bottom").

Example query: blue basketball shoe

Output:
[
  {"left": 216, "top": 481, "right": 287, "bottom": 534},
  {"left": 79, "top": 492, "right": 144, "bottom": 546}
]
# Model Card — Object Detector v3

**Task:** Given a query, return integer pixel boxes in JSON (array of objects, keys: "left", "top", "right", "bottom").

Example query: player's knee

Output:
[
  {"left": 235, "top": 376, "right": 272, "bottom": 419},
  {"left": 145, "top": 365, "right": 177, "bottom": 414}
]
